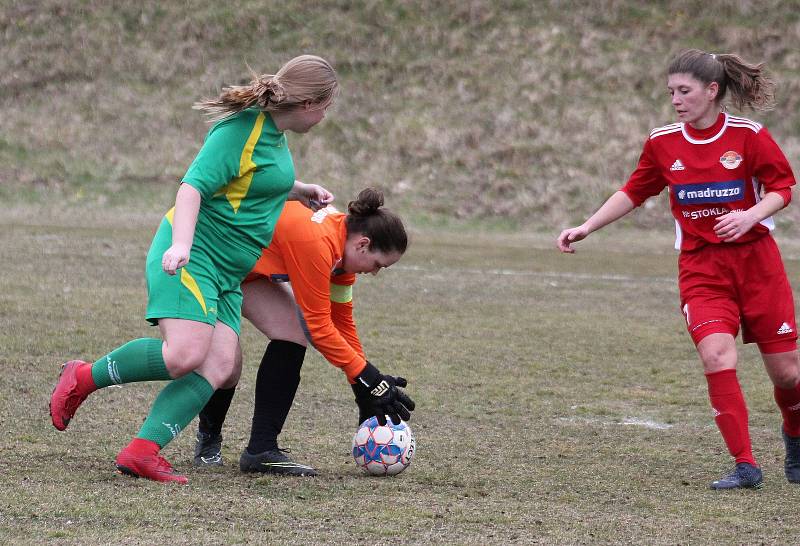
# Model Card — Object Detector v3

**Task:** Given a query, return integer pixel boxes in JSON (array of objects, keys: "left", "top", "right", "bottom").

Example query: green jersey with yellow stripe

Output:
[
  {"left": 183, "top": 107, "right": 295, "bottom": 264},
  {"left": 143, "top": 108, "right": 295, "bottom": 333}
]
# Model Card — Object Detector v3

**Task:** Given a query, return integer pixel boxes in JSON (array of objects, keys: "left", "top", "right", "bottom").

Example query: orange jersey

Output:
[{"left": 248, "top": 201, "right": 366, "bottom": 379}]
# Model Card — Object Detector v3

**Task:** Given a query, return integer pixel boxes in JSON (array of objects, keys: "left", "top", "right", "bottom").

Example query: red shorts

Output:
[{"left": 678, "top": 235, "right": 797, "bottom": 353}]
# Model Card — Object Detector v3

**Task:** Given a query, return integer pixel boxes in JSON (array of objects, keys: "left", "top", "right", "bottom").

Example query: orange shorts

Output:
[{"left": 243, "top": 244, "right": 287, "bottom": 284}]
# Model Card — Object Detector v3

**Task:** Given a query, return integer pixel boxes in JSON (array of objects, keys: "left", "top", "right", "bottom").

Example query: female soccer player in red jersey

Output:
[
  {"left": 192, "top": 188, "right": 415, "bottom": 475},
  {"left": 49, "top": 55, "right": 338, "bottom": 484},
  {"left": 557, "top": 49, "right": 800, "bottom": 490}
]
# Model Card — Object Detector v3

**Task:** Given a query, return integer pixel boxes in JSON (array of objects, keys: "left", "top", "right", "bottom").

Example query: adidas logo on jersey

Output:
[
  {"left": 670, "top": 159, "right": 685, "bottom": 171},
  {"left": 777, "top": 322, "right": 794, "bottom": 335}
]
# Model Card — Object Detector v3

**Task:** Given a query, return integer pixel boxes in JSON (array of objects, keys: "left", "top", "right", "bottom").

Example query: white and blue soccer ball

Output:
[{"left": 352, "top": 416, "right": 415, "bottom": 476}]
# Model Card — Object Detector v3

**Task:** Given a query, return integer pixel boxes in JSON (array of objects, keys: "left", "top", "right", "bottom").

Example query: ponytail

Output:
[
  {"left": 194, "top": 54, "right": 339, "bottom": 122},
  {"left": 346, "top": 188, "right": 408, "bottom": 254},
  {"left": 716, "top": 53, "right": 775, "bottom": 111},
  {"left": 668, "top": 49, "right": 775, "bottom": 111}
]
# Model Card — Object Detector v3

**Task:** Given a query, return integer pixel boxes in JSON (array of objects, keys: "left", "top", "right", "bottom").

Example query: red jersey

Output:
[
  {"left": 621, "top": 113, "right": 795, "bottom": 250},
  {"left": 248, "top": 201, "right": 366, "bottom": 380}
]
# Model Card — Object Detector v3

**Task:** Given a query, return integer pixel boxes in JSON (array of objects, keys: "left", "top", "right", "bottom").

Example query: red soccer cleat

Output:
[
  {"left": 115, "top": 439, "right": 189, "bottom": 485},
  {"left": 49, "top": 360, "right": 92, "bottom": 431}
]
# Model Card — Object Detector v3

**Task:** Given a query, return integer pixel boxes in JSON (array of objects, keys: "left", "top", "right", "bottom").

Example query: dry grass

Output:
[
  {"left": 5, "top": 3, "right": 800, "bottom": 543},
  {"left": 4, "top": 206, "right": 800, "bottom": 544},
  {"left": 2, "top": 0, "right": 800, "bottom": 230}
]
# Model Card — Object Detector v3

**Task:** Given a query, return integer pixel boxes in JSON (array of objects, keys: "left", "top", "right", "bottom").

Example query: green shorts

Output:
[{"left": 145, "top": 216, "right": 256, "bottom": 335}]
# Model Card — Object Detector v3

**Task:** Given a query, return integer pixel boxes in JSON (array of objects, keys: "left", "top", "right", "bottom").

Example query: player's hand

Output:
[
  {"left": 352, "top": 362, "right": 415, "bottom": 426},
  {"left": 351, "top": 383, "right": 376, "bottom": 426},
  {"left": 291, "top": 181, "right": 334, "bottom": 211},
  {"left": 557, "top": 226, "right": 589, "bottom": 253},
  {"left": 714, "top": 210, "right": 757, "bottom": 242},
  {"left": 162, "top": 243, "right": 190, "bottom": 275}
]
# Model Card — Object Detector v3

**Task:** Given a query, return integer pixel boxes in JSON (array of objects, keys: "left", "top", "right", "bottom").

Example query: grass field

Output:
[
  {"left": 6, "top": 1, "right": 800, "bottom": 544},
  {"left": 3, "top": 206, "right": 800, "bottom": 544}
]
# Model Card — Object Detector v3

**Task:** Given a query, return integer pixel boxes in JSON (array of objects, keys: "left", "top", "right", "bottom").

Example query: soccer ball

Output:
[{"left": 352, "top": 416, "right": 415, "bottom": 476}]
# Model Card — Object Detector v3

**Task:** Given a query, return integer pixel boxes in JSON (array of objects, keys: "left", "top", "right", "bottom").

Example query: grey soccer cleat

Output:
[
  {"left": 193, "top": 431, "right": 223, "bottom": 466},
  {"left": 710, "top": 462, "right": 763, "bottom": 490},
  {"left": 239, "top": 448, "right": 317, "bottom": 476},
  {"left": 782, "top": 429, "right": 800, "bottom": 483}
]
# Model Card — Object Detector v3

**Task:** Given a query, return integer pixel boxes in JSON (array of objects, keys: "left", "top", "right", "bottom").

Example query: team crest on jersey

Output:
[{"left": 719, "top": 151, "right": 743, "bottom": 170}]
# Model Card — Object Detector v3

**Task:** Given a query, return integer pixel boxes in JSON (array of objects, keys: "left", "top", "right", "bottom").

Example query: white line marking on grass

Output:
[
  {"left": 396, "top": 264, "right": 674, "bottom": 284},
  {"left": 620, "top": 417, "right": 673, "bottom": 430},
  {"left": 558, "top": 416, "right": 674, "bottom": 430}
]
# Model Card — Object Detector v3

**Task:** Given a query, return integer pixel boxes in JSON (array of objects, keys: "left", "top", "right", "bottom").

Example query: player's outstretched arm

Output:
[{"left": 557, "top": 191, "right": 635, "bottom": 253}]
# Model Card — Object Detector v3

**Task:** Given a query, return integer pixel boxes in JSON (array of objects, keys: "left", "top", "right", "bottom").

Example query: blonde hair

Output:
[
  {"left": 668, "top": 49, "right": 775, "bottom": 111},
  {"left": 194, "top": 55, "right": 339, "bottom": 122}
]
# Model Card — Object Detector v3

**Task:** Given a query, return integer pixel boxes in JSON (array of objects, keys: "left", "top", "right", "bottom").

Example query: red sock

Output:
[
  {"left": 705, "top": 369, "right": 756, "bottom": 465},
  {"left": 774, "top": 382, "right": 800, "bottom": 437},
  {"left": 124, "top": 438, "right": 160, "bottom": 455},
  {"left": 75, "top": 362, "right": 98, "bottom": 396}
]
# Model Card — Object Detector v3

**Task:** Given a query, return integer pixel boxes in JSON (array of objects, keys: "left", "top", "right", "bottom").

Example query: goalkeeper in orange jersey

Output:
[{"left": 193, "top": 188, "right": 415, "bottom": 475}]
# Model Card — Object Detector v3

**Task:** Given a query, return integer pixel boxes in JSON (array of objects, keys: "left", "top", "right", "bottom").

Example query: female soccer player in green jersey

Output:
[{"left": 50, "top": 55, "right": 338, "bottom": 484}]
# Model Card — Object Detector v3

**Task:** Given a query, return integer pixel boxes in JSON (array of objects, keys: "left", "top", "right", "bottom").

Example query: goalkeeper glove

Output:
[
  {"left": 351, "top": 383, "right": 375, "bottom": 426},
  {"left": 352, "top": 361, "right": 415, "bottom": 426}
]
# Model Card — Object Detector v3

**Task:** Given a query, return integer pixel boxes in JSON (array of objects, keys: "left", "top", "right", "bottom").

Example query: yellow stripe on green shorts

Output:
[{"left": 181, "top": 269, "right": 208, "bottom": 315}]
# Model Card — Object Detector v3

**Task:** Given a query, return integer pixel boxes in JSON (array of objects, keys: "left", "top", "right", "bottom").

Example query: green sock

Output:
[
  {"left": 91, "top": 338, "right": 171, "bottom": 388},
  {"left": 136, "top": 372, "right": 214, "bottom": 448}
]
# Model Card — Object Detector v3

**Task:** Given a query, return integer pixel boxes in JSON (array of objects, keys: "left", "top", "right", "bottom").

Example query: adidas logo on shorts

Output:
[{"left": 777, "top": 322, "right": 794, "bottom": 335}]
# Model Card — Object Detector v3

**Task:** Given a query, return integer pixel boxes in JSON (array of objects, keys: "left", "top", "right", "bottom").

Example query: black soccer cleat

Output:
[
  {"left": 193, "top": 431, "right": 223, "bottom": 467},
  {"left": 239, "top": 448, "right": 317, "bottom": 476},
  {"left": 782, "top": 429, "right": 800, "bottom": 483},
  {"left": 710, "top": 462, "right": 764, "bottom": 490}
]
